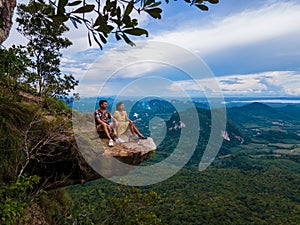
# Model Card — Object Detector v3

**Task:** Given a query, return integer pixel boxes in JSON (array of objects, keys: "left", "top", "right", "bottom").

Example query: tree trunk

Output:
[{"left": 0, "top": 0, "right": 16, "bottom": 44}]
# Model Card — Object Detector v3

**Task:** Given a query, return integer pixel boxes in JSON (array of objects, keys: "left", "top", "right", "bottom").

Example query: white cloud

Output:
[
  {"left": 72, "top": 1, "right": 300, "bottom": 86},
  {"left": 76, "top": 69, "right": 300, "bottom": 97},
  {"left": 68, "top": 40, "right": 219, "bottom": 97},
  {"left": 170, "top": 71, "right": 300, "bottom": 97},
  {"left": 152, "top": 1, "right": 300, "bottom": 55},
  {"left": 4, "top": 1, "right": 300, "bottom": 99}
]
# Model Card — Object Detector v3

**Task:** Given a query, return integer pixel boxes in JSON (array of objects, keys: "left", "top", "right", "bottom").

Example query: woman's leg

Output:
[
  {"left": 129, "top": 122, "right": 144, "bottom": 138},
  {"left": 112, "top": 121, "right": 120, "bottom": 138},
  {"left": 129, "top": 123, "right": 137, "bottom": 136}
]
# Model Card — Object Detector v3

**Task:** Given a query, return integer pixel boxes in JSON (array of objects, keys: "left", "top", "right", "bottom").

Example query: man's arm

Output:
[
  {"left": 110, "top": 115, "right": 118, "bottom": 123},
  {"left": 95, "top": 117, "right": 109, "bottom": 127}
]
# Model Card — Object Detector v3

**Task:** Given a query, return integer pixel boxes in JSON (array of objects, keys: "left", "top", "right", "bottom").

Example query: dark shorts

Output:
[{"left": 96, "top": 123, "right": 113, "bottom": 132}]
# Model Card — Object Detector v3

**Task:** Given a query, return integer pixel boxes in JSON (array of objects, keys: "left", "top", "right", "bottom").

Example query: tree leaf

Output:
[
  {"left": 196, "top": 4, "right": 209, "bottom": 11},
  {"left": 94, "top": 15, "right": 112, "bottom": 34},
  {"left": 115, "top": 33, "right": 122, "bottom": 41},
  {"left": 50, "top": 15, "right": 69, "bottom": 22},
  {"left": 207, "top": 0, "right": 219, "bottom": 4},
  {"left": 116, "top": 6, "right": 121, "bottom": 20},
  {"left": 70, "top": 18, "right": 78, "bottom": 29},
  {"left": 99, "top": 33, "right": 107, "bottom": 44},
  {"left": 94, "top": 15, "right": 107, "bottom": 28},
  {"left": 123, "top": 28, "right": 149, "bottom": 37},
  {"left": 144, "top": 8, "right": 162, "bottom": 19},
  {"left": 70, "top": 15, "right": 82, "bottom": 24},
  {"left": 72, "top": 5, "right": 95, "bottom": 14},
  {"left": 88, "top": 31, "right": 92, "bottom": 46},
  {"left": 107, "top": 25, "right": 114, "bottom": 32},
  {"left": 92, "top": 32, "right": 103, "bottom": 49},
  {"left": 122, "top": 15, "right": 131, "bottom": 25},
  {"left": 58, "top": 0, "right": 68, "bottom": 15},
  {"left": 144, "top": 0, "right": 155, "bottom": 7},
  {"left": 58, "top": 0, "right": 68, "bottom": 8},
  {"left": 124, "top": 1, "right": 134, "bottom": 17},
  {"left": 149, "top": 1, "right": 162, "bottom": 8},
  {"left": 121, "top": 34, "right": 136, "bottom": 46},
  {"left": 67, "top": 1, "right": 83, "bottom": 6}
]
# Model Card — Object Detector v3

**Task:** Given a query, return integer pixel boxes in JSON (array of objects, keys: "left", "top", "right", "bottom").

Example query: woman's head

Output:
[{"left": 116, "top": 102, "right": 124, "bottom": 111}]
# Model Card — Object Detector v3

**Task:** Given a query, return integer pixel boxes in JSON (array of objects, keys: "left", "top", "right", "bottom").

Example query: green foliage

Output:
[
  {"left": 0, "top": 99, "right": 34, "bottom": 179},
  {"left": 28, "top": 0, "right": 219, "bottom": 49},
  {"left": 104, "top": 186, "right": 162, "bottom": 225},
  {"left": 0, "top": 46, "right": 33, "bottom": 100},
  {"left": 260, "top": 129, "right": 300, "bottom": 142},
  {"left": 66, "top": 185, "right": 163, "bottom": 224},
  {"left": 0, "top": 175, "right": 40, "bottom": 225},
  {"left": 0, "top": 97, "right": 72, "bottom": 181},
  {"left": 71, "top": 163, "right": 300, "bottom": 225},
  {"left": 44, "top": 96, "right": 72, "bottom": 114},
  {"left": 16, "top": 1, "right": 79, "bottom": 99},
  {"left": 38, "top": 188, "right": 72, "bottom": 224}
]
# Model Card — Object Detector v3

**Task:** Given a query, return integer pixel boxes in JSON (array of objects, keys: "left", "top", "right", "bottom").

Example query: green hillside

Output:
[{"left": 68, "top": 162, "right": 300, "bottom": 225}]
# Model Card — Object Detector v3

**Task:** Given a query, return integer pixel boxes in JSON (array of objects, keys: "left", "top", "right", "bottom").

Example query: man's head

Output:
[{"left": 99, "top": 99, "right": 108, "bottom": 109}]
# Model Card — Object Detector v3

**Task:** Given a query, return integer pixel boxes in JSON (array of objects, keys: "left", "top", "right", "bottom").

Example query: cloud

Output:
[
  {"left": 5, "top": 0, "right": 300, "bottom": 56},
  {"left": 65, "top": 42, "right": 300, "bottom": 97},
  {"left": 76, "top": 69, "right": 300, "bottom": 97},
  {"left": 65, "top": 44, "right": 203, "bottom": 98},
  {"left": 4, "top": 0, "right": 300, "bottom": 99},
  {"left": 69, "top": 1, "right": 300, "bottom": 85},
  {"left": 170, "top": 71, "right": 300, "bottom": 97},
  {"left": 152, "top": 1, "right": 300, "bottom": 55}
]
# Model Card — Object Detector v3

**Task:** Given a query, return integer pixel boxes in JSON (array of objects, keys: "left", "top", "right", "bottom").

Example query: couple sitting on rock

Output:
[{"left": 94, "top": 100, "right": 146, "bottom": 147}]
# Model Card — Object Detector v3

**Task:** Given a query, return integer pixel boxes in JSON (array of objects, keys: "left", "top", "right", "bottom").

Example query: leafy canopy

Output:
[
  {"left": 16, "top": 1, "right": 79, "bottom": 99},
  {"left": 30, "top": 0, "right": 219, "bottom": 49}
]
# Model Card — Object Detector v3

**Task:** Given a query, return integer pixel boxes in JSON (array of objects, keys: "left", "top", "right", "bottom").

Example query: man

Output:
[{"left": 94, "top": 99, "right": 125, "bottom": 147}]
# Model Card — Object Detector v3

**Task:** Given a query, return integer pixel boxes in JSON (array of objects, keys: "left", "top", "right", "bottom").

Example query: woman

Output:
[{"left": 113, "top": 102, "right": 147, "bottom": 139}]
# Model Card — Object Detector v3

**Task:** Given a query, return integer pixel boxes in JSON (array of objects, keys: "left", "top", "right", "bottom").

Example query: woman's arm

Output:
[
  {"left": 113, "top": 111, "right": 119, "bottom": 122},
  {"left": 125, "top": 112, "right": 132, "bottom": 123}
]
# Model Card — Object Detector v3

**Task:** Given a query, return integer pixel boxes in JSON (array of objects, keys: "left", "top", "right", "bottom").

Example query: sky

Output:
[{"left": 3, "top": 0, "right": 300, "bottom": 98}]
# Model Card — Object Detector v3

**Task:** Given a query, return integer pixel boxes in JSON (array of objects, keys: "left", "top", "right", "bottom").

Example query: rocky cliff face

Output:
[
  {"left": 0, "top": 0, "right": 16, "bottom": 44},
  {"left": 1, "top": 94, "right": 156, "bottom": 190},
  {"left": 29, "top": 124, "right": 156, "bottom": 190},
  {"left": 71, "top": 119, "right": 156, "bottom": 183}
]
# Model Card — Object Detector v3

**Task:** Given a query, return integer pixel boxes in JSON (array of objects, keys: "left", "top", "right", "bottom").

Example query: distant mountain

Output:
[
  {"left": 146, "top": 107, "right": 248, "bottom": 167},
  {"left": 277, "top": 104, "right": 300, "bottom": 120},
  {"left": 227, "top": 102, "right": 300, "bottom": 144},
  {"left": 229, "top": 102, "right": 286, "bottom": 117},
  {"left": 227, "top": 102, "right": 295, "bottom": 127}
]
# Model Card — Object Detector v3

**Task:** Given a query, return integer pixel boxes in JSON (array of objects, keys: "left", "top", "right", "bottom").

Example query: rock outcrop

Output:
[
  {"left": 73, "top": 120, "right": 156, "bottom": 180},
  {"left": 31, "top": 120, "right": 156, "bottom": 190},
  {"left": 0, "top": 0, "right": 16, "bottom": 44},
  {"left": 1, "top": 96, "right": 156, "bottom": 190}
]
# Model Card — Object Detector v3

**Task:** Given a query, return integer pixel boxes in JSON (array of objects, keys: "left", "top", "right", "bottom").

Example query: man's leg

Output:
[
  {"left": 102, "top": 124, "right": 112, "bottom": 140},
  {"left": 103, "top": 125, "right": 114, "bottom": 146}
]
